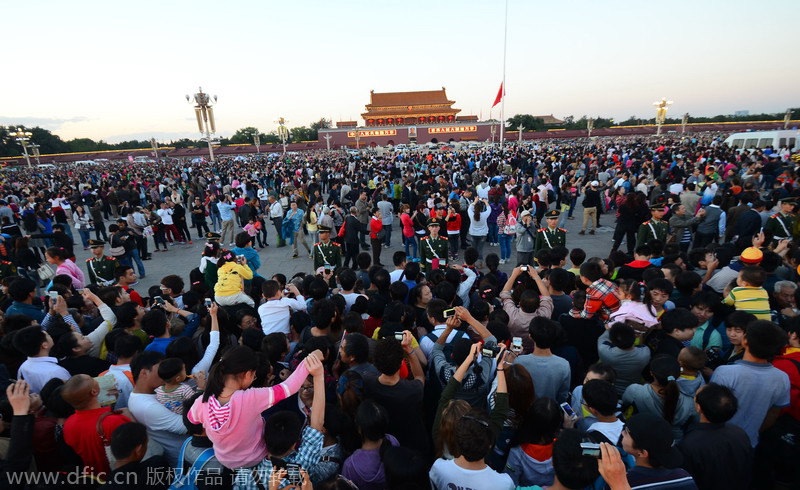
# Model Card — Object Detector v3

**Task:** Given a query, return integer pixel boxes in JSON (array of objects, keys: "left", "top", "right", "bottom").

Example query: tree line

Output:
[{"left": 0, "top": 118, "right": 332, "bottom": 158}]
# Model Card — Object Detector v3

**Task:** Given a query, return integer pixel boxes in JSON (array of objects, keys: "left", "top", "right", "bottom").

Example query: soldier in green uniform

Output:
[
  {"left": 636, "top": 201, "right": 669, "bottom": 248},
  {"left": 420, "top": 218, "right": 448, "bottom": 273},
  {"left": 85, "top": 239, "right": 118, "bottom": 287},
  {"left": 535, "top": 210, "right": 567, "bottom": 252},
  {"left": 313, "top": 226, "right": 342, "bottom": 272},
  {"left": 765, "top": 197, "right": 797, "bottom": 246}
]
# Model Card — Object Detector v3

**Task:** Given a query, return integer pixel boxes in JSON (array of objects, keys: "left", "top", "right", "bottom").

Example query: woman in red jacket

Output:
[
  {"left": 446, "top": 201, "right": 462, "bottom": 261},
  {"left": 370, "top": 208, "right": 384, "bottom": 267},
  {"left": 400, "top": 204, "right": 417, "bottom": 260}
]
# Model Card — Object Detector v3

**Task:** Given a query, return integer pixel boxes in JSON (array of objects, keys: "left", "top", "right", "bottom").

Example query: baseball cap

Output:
[
  {"left": 590, "top": 180, "right": 599, "bottom": 187},
  {"left": 625, "top": 413, "right": 683, "bottom": 468}
]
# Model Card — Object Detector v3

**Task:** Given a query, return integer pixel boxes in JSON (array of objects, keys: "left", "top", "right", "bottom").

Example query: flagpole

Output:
[{"left": 500, "top": 0, "right": 508, "bottom": 146}]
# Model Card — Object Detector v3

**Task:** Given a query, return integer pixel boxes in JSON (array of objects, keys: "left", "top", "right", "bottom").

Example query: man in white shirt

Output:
[
  {"left": 268, "top": 195, "right": 286, "bottom": 247},
  {"left": 418, "top": 300, "right": 463, "bottom": 359},
  {"left": 14, "top": 326, "right": 70, "bottom": 393},
  {"left": 156, "top": 202, "right": 180, "bottom": 244},
  {"left": 579, "top": 379, "right": 625, "bottom": 445},
  {"left": 258, "top": 280, "right": 307, "bottom": 335},
  {"left": 389, "top": 251, "right": 407, "bottom": 283},
  {"left": 128, "top": 351, "right": 190, "bottom": 466},
  {"left": 476, "top": 181, "right": 490, "bottom": 200}
]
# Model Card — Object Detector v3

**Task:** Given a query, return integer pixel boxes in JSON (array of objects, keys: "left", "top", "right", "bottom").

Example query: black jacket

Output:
[
  {"left": 343, "top": 215, "right": 366, "bottom": 244},
  {"left": 678, "top": 422, "right": 753, "bottom": 490}
]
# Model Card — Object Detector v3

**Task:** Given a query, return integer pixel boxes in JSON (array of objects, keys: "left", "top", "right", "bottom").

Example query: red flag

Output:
[{"left": 492, "top": 82, "right": 504, "bottom": 108}]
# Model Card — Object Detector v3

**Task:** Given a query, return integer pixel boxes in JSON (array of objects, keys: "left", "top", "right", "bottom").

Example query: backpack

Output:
[
  {"left": 169, "top": 437, "right": 216, "bottom": 490},
  {"left": 426, "top": 329, "right": 468, "bottom": 364}
]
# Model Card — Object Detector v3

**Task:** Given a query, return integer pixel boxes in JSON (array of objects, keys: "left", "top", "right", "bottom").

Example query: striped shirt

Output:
[{"left": 723, "top": 286, "right": 771, "bottom": 320}]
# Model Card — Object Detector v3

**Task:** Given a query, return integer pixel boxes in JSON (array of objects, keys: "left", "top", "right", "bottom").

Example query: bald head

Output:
[{"left": 61, "top": 374, "right": 99, "bottom": 411}]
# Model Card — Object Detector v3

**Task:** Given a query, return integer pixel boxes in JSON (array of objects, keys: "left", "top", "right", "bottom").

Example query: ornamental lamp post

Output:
[
  {"left": 252, "top": 132, "right": 261, "bottom": 154},
  {"left": 276, "top": 118, "right": 289, "bottom": 155},
  {"left": 681, "top": 113, "right": 689, "bottom": 135},
  {"left": 28, "top": 143, "right": 41, "bottom": 165},
  {"left": 653, "top": 97, "right": 673, "bottom": 136},
  {"left": 150, "top": 138, "right": 159, "bottom": 162},
  {"left": 354, "top": 127, "right": 361, "bottom": 150},
  {"left": 323, "top": 133, "right": 332, "bottom": 152},
  {"left": 186, "top": 87, "right": 217, "bottom": 162},
  {"left": 8, "top": 128, "right": 33, "bottom": 167},
  {"left": 517, "top": 124, "right": 524, "bottom": 143},
  {"left": 587, "top": 118, "right": 595, "bottom": 138},
  {"left": 785, "top": 109, "right": 792, "bottom": 130}
]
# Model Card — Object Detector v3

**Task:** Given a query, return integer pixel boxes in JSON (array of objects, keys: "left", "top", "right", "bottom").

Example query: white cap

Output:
[{"left": 591, "top": 180, "right": 599, "bottom": 187}]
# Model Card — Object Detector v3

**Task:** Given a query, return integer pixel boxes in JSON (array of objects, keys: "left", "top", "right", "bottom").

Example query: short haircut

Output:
[
  {"left": 690, "top": 291, "right": 720, "bottom": 310},
  {"left": 160, "top": 275, "right": 184, "bottom": 294},
  {"left": 311, "top": 298, "right": 337, "bottom": 329},
  {"left": 648, "top": 278, "right": 674, "bottom": 296},
  {"left": 261, "top": 280, "right": 281, "bottom": 298},
  {"left": 678, "top": 346, "right": 707, "bottom": 371},
  {"left": 661, "top": 308, "right": 699, "bottom": 333},
  {"left": 113, "top": 333, "right": 141, "bottom": 359},
  {"left": 426, "top": 299, "right": 448, "bottom": 324},
  {"left": 579, "top": 262, "right": 603, "bottom": 282},
  {"left": 141, "top": 309, "right": 168, "bottom": 338},
  {"left": 97, "top": 286, "right": 124, "bottom": 307},
  {"left": 157, "top": 357, "right": 185, "bottom": 380},
  {"left": 548, "top": 268, "right": 573, "bottom": 294},
  {"left": 455, "top": 410, "right": 493, "bottom": 462},
  {"left": 130, "top": 351, "right": 164, "bottom": 383},
  {"left": 696, "top": 383, "right": 738, "bottom": 424},
  {"left": 528, "top": 317, "right": 561, "bottom": 350},
  {"left": 552, "top": 429, "right": 600, "bottom": 489},
  {"left": 12, "top": 325, "right": 46, "bottom": 357},
  {"left": 373, "top": 337, "right": 404, "bottom": 375},
  {"left": 338, "top": 269, "right": 357, "bottom": 291},
  {"left": 675, "top": 271, "right": 702, "bottom": 295},
  {"left": 393, "top": 251, "right": 407, "bottom": 267},
  {"left": 235, "top": 231, "right": 252, "bottom": 248},
  {"left": 635, "top": 245, "right": 652, "bottom": 257},
  {"left": 110, "top": 422, "right": 148, "bottom": 460},
  {"left": 570, "top": 248, "right": 586, "bottom": 267},
  {"left": 114, "top": 265, "right": 134, "bottom": 281},
  {"left": 356, "top": 399, "right": 389, "bottom": 442},
  {"left": 586, "top": 363, "right": 617, "bottom": 385},
  {"left": 356, "top": 252, "right": 371, "bottom": 270},
  {"left": 744, "top": 320, "right": 787, "bottom": 360},
  {"left": 265, "top": 411, "right": 304, "bottom": 457},
  {"left": 582, "top": 379, "right": 618, "bottom": 416},
  {"left": 739, "top": 266, "right": 766, "bottom": 287},
  {"left": 8, "top": 278, "right": 36, "bottom": 302},
  {"left": 726, "top": 311, "right": 756, "bottom": 330},
  {"left": 343, "top": 333, "right": 370, "bottom": 364},
  {"left": 775, "top": 280, "right": 798, "bottom": 294}
]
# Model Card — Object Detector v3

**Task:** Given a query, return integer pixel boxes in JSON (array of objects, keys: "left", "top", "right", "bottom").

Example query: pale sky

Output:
[{"left": 1, "top": 0, "right": 797, "bottom": 143}]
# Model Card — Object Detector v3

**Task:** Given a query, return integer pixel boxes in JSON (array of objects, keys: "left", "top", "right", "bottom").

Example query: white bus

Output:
[{"left": 724, "top": 130, "right": 799, "bottom": 152}]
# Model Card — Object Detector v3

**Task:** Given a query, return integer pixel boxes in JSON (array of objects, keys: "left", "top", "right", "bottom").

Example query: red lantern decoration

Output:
[
  {"left": 397, "top": 117, "right": 404, "bottom": 124},
  {"left": 387, "top": 118, "right": 394, "bottom": 124},
  {"left": 368, "top": 119, "right": 374, "bottom": 125},
  {"left": 448, "top": 115, "right": 455, "bottom": 121},
  {"left": 419, "top": 117, "right": 425, "bottom": 123},
  {"left": 438, "top": 116, "right": 445, "bottom": 122},
  {"left": 428, "top": 116, "right": 435, "bottom": 122},
  {"left": 377, "top": 119, "right": 384, "bottom": 125}
]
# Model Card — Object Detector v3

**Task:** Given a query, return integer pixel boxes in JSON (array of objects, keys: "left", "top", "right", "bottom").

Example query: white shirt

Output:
[
  {"left": 341, "top": 292, "right": 363, "bottom": 313},
  {"left": 18, "top": 357, "right": 71, "bottom": 394},
  {"left": 269, "top": 201, "right": 283, "bottom": 219},
  {"left": 157, "top": 208, "right": 174, "bottom": 225},
  {"left": 429, "top": 459, "right": 514, "bottom": 490},
  {"left": 477, "top": 183, "right": 490, "bottom": 200},
  {"left": 106, "top": 364, "right": 134, "bottom": 409},
  {"left": 668, "top": 183, "right": 685, "bottom": 195},
  {"left": 419, "top": 325, "right": 461, "bottom": 359},
  {"left": 128, "top": 392, "right": 188, "bottom": 466},
  {"left": 258, "top": 296, "right": 307, "bottom": 335},
  {"left": 587, "top": 419, "right": 625, "bottom": 445},
  {"left": 390, "top": 269, "right": 405, "bottom": 283},
  {"left": 257, "top": 189, "right": 269, "bottom": 201}
]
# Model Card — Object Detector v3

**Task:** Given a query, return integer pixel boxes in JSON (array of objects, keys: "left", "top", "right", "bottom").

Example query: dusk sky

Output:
[{"left": 1, "top": 0, "right": 797, "bottom": 143}]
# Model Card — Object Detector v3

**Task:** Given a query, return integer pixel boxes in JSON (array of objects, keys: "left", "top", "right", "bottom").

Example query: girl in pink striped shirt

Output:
[{"left": 188, "top": 345, "right": 321, "bottom": 469}]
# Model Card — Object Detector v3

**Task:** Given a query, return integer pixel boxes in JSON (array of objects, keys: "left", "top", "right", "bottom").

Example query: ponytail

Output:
[
  {"left": 661, "top": 377, "right": 680, "bottom": 424},
  {"left": 202, "top": 345, "right": 259, "bottom": 401},
  {"left": 473, "top": 201, "right": 483, "bottom": 222}
]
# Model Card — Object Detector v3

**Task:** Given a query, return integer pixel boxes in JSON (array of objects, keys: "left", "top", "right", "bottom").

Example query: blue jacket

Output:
[
  {"left": 232, "top": 246, "right": 261, "bottom": 278},
  {"left": 6, "top": 302, "right": 45, "bottom": 323}
]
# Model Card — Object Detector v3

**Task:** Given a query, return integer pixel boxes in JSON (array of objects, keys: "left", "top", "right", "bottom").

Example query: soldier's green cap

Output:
[
  {"left": 545, "top": 210, "right": 560, "bottom": 219},
  {"left": 88, "top": 239, "right": 106, "bottom": 248},
  {"left": 427, "top": 217, "right": 442, "bottom": 227},
  {"left": 779, "top": 197, "right": 798, "bottom": 204},
  {"left": 318, "top": 225, "right": 332, "bottom": 233}
]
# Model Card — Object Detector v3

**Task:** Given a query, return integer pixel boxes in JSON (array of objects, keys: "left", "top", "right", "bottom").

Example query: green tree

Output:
[
  {"left": 505, "top": 114, "right": 546, "bottom": 132},
  {"left": 289, "top": 126, "right": 314, "bottom": 143},
  {"left": 229, "top": 127, "right": 267, "bottom": 145},
  {"left": 309, "top": 118, "right": 332, "bottom": 140},
  {"left": 67, "top": 138, "right": 100, "bottom": 153}
]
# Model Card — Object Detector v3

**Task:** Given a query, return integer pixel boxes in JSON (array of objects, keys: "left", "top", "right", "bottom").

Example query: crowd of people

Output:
[{"left": 0, "top": 133, "right": 799, "bottom": 489}]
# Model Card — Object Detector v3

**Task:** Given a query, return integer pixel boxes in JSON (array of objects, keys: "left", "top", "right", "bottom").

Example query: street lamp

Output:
[
  {"left": 28, "top": 143, "right": 41, "bottom": 165},
  {"left": 150, "top": 138, "right": 160, "bottom": 162},
  {"left": 186, "top": 87, "right": 218, "bottom": 162},
  {"left": 251, "top": 131, "right": 261, "bottom": 154},
  {"left": 587, "top": 118, "right": 595, "bottom": 138},
  {"left": 681, "top": 113, "right": 689, "bottom": 135},
  {"left": 653, "top": 97, "right": 673, "bottom": 136},
  {"left": 785, "top": 108, "right": 793, "bottom": 130},
  {"left": 490, "top": 123, "right": 496, "bottom": 144},
  {"left": 353, "top": 127, "right": 361, "bottom": 150},
  {"left": 276, "top": 118, "right": 289, "bottom": 155},
  {"left": 323, "top": 133, "right": 332, "bottom": 152},
  {"left": 517, "top": 124, "right": 524, "bottom": 143},
  {"left": 8, "top": 128, "right": 33, "bottom": 167}
]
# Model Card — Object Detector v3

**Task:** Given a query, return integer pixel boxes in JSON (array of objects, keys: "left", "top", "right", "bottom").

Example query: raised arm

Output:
[
  {"left": 307, "top": 355, "right": 326, "bottom": 432},
  {"left": 402, "top": 330, "right": 425, "bottom": 385}
]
